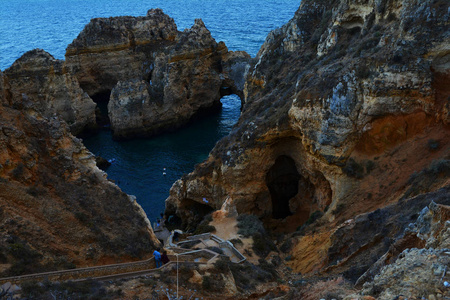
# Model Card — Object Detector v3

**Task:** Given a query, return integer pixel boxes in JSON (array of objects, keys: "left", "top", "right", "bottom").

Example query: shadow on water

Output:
[{"left": 82, "top": 95, "right": 241, "bottom": 222}]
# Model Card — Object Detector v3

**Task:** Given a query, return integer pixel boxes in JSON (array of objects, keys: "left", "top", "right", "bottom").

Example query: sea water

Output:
[{"left": 0, "top": 0, "right": 300, "bottom": 222}]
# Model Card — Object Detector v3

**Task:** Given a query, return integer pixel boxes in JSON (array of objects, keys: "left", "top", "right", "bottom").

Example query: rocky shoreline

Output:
[
  {"left": 163, "top": 0, "right": 450, "bottom": 297},
  {"left": 65, "top": 8, "right": 250, "bottom": 139},
  {"left": 0, "top": 8, "right": 248, "bottom": 280}
]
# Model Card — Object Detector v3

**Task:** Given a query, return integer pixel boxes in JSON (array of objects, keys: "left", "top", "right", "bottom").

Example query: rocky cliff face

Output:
[
  {"left": 66, "top": 9, "right": 250, "bottom": 139},
  {"left": 358, "top": 201, "right": 450, "bottom": 299},
  {"left": 0, "top": 70, "right": 159, "bottom": 276},
  {"left": 165, "top": 0, "right": 450, "bottom": 282},
  {"left": 4, "top": 49, "right": 96, "bottom": 136}
]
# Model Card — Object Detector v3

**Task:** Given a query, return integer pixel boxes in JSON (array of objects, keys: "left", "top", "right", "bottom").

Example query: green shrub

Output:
[
  {"left": 333, "top": 203, "right": 345, "bottom": 215},
  {"left": 404, "top": 159, "right": 450, "bottom": 199},
  {"left": 8, "top": 242, "right": 41, "bottom": 261},
  {"left": 365, "top": 160, "right": 375, "bottom": 174},
  {"left": 230, "top": 238, "right": 243, "bottom": 246},
  {"left": 194, "top": 213, "right": 216, "bottom": 234},
  {"left": 428, "top": 139, "right": 440, "bottom": 151},
  {"left": 202, "top": 275, "right": 213, "bottom": 291},
  {"left": 214, "top": 256, "right": 230, "bottom": 272},
  {"left": 356, "top": 64, "right": 372, "bottom": 79},
  {"left": 229, "top": 263, "right": 251, "bottom": 288},
  {"left": 252, "top": 232, "right": 276, "bottom": 258},
  {"left": 237, "top": 214, "right": 265, "bottom": 237},
  {"left": 343, "top": 158, "right": 364, "bottom": 179},
  {"left": 20, "top": 281, "right": 45, "bottom": 298},
  {"left": 140, "top": 277, "right": 157, "bottom": 287},
  {"left": 11, "top": 163, "right": 25, "bottom": 180},
  {"left": 202, "top": 274, "right": 225, "bottom": 292},
  {"left": 280, "top": 239, "right": 293, "bottom": 253},
  {"left": 258, "top": 258, "right": 278, "bottom": 278},
  {"left": 75, "top": 211, "right": 89, "bottom": 223},
  {"left": 194, "top": 224, "right": 215, "bottom": 235},
  {"left": 26, "top": 186, "right": 47, "bottom": 197},
  {"left": 305, "top": 210, "right": 323, "bottom": 225}
]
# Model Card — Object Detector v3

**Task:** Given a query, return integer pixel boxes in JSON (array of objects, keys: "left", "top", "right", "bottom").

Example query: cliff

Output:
[
  {"left": 0, "top": 70, "right": 159, "bottom": 276},
  {"left": 66, "top": 9, "right": 250, "bottom": 139},
  {"left": 4, "top": 49, "right": 96, "bottom": 136},
  {"left": 165, "top": 0, "right": 450, "bottom": 284}
]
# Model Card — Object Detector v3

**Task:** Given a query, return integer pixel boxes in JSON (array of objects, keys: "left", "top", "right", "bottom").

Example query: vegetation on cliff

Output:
[
  {"left": 0, "top": 70, "right": 159, "bottom": 277},
  {"left": 164, "top": 0, "right": 450, "bottom": 297}
]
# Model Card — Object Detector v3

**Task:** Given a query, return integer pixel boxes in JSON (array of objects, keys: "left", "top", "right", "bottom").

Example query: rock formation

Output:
[
  {"left": 66, "top": 9, "right": 250, "bottom": 139},
  {"left": 358, "top": 201, "right": 450, "bottom": 299},
  {"left": 4, "top": 49, "right": 96, "bottom": 136},
  {"left": 165, "top": 0, "right": 450, "bottom": 283},
  {"left": 0, "top": 69, "right": 159, "bottom": 276}
]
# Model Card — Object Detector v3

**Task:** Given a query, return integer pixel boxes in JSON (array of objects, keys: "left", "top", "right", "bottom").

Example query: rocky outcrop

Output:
[
  {"left": 165, "top": 0, "right": 450, "bottom": 280},
  {"left": 358, "top": 201, "right": 450, "bottom": 299},
  {"left": 322, "top": 187, "right": 450, "bottom": 283},
  {"left": 0, "top": 70, "right": 159, "bottom": 276},
  {"left": 4, "top": 49, "right": 96, "bottom": 135},
  {"left": 65, "top": 8, "right": 179, "bottom": 96},
  {"left": 66, "top": 9, "right": 250, "bottom": 139}
]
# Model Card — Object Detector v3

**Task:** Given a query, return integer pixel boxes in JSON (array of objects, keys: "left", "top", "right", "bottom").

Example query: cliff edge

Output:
[
  {"left": 165, "top": 0, "right": 450, "bottom": 285},
  {"left": 0, "top": 70, "right": 159, "bottom": 277},
  {"left": 66, "top": 9, "right": 250, "bottom": 139}
]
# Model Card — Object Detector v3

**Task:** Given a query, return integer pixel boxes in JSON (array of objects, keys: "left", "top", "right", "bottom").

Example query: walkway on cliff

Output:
[{"left": 0, "top": 230, "right": 245, "bottom": 286}]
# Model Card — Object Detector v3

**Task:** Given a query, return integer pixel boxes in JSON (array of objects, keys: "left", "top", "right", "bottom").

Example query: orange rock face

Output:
[
  {"left": 0, "top": 70, "right": 159, "bottom": 276},
  {"left": 165, "top": 0, "right": 450, "bottom": 284}
]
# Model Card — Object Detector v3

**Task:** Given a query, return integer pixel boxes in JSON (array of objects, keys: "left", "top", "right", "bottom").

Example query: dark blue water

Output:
[
  {"left": 0, "top": 0, "right": 300, "bottom": 70},
  {"left": 82, "top": 95, "right": 241, "bottom": 220},
  {"left": 1, "top": 0, "right": 300, "bottom": 222}
]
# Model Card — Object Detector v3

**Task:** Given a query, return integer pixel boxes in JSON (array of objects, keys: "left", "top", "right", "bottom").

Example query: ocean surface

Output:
[{"left": 1, "top": 0, "right": 300, "bottom": 222}]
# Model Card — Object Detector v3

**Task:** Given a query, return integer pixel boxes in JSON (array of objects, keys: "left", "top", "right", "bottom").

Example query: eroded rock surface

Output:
[
  {"left": 0, "top": 70, "right": 159, "bottom": 276},
  {"left": 165, "top": 0, "right": 450, "bottom": 282},
  {"left": 359, "top": 201, "right": 450, "bottom": 299},
  {"left": 66, "top": 9, "right": 250, "bottom": 139},
  {"left": 4, "top": 49, "right": 96, "bottom": 135}
]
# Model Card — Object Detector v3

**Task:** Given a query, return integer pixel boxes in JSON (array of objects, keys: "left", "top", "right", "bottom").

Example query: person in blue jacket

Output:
[{"left": 153, "top": 247, "right": 162, "bottom": 268}]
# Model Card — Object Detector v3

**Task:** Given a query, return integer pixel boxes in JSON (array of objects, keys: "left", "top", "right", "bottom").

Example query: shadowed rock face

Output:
[
  {"left": 4, "top": 49, "right": 96, "bottom": 136},
  {"left": 66, "top": 9, "right": 251, "bottom": 139},
  {"left": 65, "top": 8, "right": 179, "bottom": 96},
  {"left": 165, "top": 0, "right": 450, "bottom": 279},
  {"left": 0, "top": 70, "right": 159, "bottom": 276},
  {"left": 359, "top": 199, "right": 450, "bottom": 298}
]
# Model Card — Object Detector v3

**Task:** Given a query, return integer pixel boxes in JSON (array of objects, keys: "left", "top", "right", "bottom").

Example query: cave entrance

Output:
[
  {"left": 91, "top": 90, "right": 111, "bottom": 128},
  {"left": 266, "top": 155, "right": 301, "bottom": 219},
  {"left": 179, "top": 198, "right": 215, "bottom": 231}
]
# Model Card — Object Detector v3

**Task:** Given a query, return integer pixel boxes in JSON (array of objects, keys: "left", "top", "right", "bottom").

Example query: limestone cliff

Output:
[
  {"left": 66, "top": 9, "right": 250, "bottom": 139},
  {"left": 358, "top": 201, "right": 450, "bottom": 299},
  {"left": 4, "top": 49, "right": 96, "bottom": 136},
  {"left": 0, "top": 70, "right": 159, "bottom": 276},
  {"left": 165, "top": 0, "right": 450, "bottom": 282}
]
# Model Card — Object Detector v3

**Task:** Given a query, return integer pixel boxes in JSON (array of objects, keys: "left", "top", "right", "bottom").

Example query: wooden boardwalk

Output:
[{"left": 0, "top": 231, "right": 245, "bottom": 286}]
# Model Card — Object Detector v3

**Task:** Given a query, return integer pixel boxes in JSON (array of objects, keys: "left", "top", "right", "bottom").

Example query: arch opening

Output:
[{"left": 91, "top": 90, "right": 111, "bottom": 128}]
